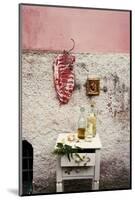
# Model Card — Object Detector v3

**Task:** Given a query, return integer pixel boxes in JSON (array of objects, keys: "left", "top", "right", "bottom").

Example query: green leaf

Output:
[
  {"left": 75, "top": 153, "right": 83, "bottom": 161},
  {"left": 76, "top": 146, "right": 82, "bottom": 150},
  {"left": 53, "top": 142, "right": 82, "bottom": 162},
  {"left": 71, "top": 153, "right": 73, "bottom": 159},
  {"left": 57, "top": 143, "right": 63, "bottom": 148},
  {"left": 68, "top": 153, "right": 71, "bottom": 162}
]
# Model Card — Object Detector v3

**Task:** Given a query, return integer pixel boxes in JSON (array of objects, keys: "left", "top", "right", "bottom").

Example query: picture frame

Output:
[{"left": 86, "top": 77, "right": 100, "bottom": 96}]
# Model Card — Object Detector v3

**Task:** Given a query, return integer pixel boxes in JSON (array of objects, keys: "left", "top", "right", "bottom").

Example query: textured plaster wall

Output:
[{"left": 22, "top": 52, "right": 130, "bottom": 193}]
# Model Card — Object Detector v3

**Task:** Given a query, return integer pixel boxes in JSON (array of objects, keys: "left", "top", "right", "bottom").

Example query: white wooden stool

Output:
[{"left": 55, "top": 133, "right": 102, "bottom": 192}]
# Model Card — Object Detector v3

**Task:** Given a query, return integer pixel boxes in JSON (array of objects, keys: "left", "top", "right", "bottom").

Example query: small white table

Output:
[{"left": 55, "top": 133, "right": 102, "bottom": 192}]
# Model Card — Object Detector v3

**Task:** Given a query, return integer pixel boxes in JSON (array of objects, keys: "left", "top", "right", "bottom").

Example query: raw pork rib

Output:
[{"left": 53, "top": 51, "right": 75, "bottom": 104}]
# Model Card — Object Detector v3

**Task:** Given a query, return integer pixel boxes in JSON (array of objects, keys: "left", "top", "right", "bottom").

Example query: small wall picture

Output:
[{"left": 86, "top": 77, "right": 100, "bottom": 96}]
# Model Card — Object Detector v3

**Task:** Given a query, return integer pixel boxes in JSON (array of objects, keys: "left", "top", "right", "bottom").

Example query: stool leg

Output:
[
  {"left": 92, "top": 149, "right": 100, "bottom": 190},
  {"left": 56, "top": 181, "right": 63, "bottom": 192},
  {"left": 56, "top": 156, "right": 63, "bottom": 192},
  {"left": 92, "top": 180, "right": 99, "bottom": 190}
]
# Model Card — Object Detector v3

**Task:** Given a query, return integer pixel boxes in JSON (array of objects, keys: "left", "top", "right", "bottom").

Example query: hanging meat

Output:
[{"left": 53, "top": 39, "right": 75, "bottom": 104}]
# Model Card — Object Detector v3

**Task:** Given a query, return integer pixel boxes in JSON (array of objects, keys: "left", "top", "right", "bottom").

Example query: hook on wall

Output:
[{"left": 68, "top": 38, "right": 75, "bottom": 53}]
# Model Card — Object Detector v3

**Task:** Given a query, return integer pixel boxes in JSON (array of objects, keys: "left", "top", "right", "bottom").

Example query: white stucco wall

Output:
[{"left": 22, "top": 52, "right": 130, "bottom": 192}]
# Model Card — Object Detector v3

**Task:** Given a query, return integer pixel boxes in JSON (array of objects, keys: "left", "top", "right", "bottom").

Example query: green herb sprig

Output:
[{"left": 53, "top": 142, "right": 81, "bottom": 161}]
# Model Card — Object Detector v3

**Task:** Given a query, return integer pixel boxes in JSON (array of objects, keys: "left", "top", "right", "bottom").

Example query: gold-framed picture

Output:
[{"left": 86, "top": 77, "right": 100, "bottom": 96}]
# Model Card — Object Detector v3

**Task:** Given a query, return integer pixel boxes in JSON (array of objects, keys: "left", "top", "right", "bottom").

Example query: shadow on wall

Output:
[{"left": 100, "top": 159, "right": 131, "bottom": 190}]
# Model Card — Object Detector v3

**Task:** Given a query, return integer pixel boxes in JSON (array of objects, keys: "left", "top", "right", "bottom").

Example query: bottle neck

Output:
[
  {"left": 80, "top": 107, "right": 85, "bottom": 116},
  {"left": 90, "top": 106, "right": 95, "bottom": 116}
]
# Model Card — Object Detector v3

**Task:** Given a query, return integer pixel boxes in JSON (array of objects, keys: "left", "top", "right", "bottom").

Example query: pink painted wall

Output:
[{"left": 21, "top": 5, "right": 130, "bottom": 53}]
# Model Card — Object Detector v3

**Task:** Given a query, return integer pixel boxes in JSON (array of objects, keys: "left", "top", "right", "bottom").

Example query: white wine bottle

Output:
[{"left": 87, "top": 102, "right": 96, "bottom": 137}]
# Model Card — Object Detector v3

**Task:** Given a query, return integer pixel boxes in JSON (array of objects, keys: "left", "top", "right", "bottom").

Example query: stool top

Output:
[{"left": 55, "top": 133, "right": 102, "bottom": 150}]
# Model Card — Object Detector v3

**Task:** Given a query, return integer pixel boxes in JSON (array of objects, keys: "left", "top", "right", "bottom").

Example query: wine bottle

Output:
[
  {"left": 78, "top": 107, "right": 86, "bottom": 139},
  {"left": 87, "top": 102, "right": 96, "bottom": 137}
]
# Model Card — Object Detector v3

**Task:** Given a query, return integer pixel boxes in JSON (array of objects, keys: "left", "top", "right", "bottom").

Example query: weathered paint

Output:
[
  {"left": 22, "top": 52, "right": 130, "bottom": 192},
  {"left": 21, "top": 5, "right": 130, "bottom": 53}
]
